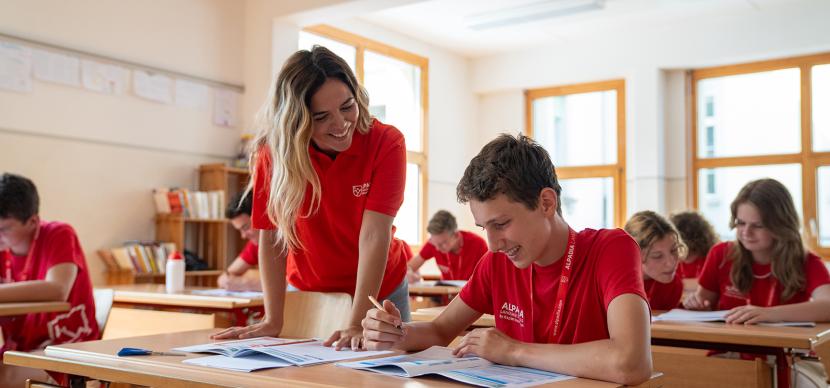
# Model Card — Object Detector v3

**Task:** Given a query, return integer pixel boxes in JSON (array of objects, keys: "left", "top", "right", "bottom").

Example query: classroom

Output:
[{"left": 1, "top": 0, "right": 830, "bottom": 387}]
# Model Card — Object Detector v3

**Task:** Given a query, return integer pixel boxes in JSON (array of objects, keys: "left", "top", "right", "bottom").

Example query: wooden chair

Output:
[
  {"left": 281, "top": 291, "right": 352, "bottom": 339},
  {"left": 92, "top": 288, "right": 114, "bottom": 335},
  {"left": 24, "top": 379, "right": 61, "bottom": 388},
  {"left": 102, "top": 307, "right": 215, "bottom": 340}
]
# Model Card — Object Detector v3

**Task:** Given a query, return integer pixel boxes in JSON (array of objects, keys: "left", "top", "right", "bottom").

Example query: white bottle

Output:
[{"left": 165, "top": 251, "right": 185, "bottom": 293}]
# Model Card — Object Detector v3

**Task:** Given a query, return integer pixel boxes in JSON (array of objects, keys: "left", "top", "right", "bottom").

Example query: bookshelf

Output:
[{"left": 104, "top": 163, "right": 250, "bottom": 287}]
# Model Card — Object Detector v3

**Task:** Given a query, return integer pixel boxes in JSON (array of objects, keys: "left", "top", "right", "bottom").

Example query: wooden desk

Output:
[
  {"left": 109, "top": 284, "right": 263, "bottom": 326},
  {"left": 408, "top": 282, "right": 462, "bottom": 297},
  {"left": 411, "top": 306, "right": 495, "bottom": 327},
  {"left": 0, "top": 301, "right": 70, "bottom": 317},
  {"left": 3, "top": 329, "right": 662, "bottom": 388}
]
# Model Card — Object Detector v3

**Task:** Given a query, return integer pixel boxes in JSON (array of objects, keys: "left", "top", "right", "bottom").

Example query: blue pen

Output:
[{"left": 117, "top": 347, "right": 185, "bottom": 357}]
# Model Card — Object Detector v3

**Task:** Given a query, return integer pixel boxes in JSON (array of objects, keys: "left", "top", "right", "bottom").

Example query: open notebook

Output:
[
  {"left": 173, "top": 337, "right": 392, "bottom": 372},
  {"left": 653, "top": 309, "right": 816, "bottom": 327},
  {"left": 338, "top": 346, "right": 573, "bottom": 388}
]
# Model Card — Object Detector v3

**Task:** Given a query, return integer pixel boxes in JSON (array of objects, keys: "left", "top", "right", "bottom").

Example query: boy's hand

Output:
[
  {"left": 452, "top": 327, "right": 520, "bottom": 366},
  {"left": 362, "top": 299, "right": 406, "bottom": 350}
]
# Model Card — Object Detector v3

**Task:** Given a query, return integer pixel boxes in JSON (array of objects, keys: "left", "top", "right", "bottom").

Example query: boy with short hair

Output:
[
  {"left": 406, "top": 210, "right": 488, "bottom": 283},
  {"left": 218, "top": 191, "right": 263, "bottom": 291},
  {"left": 361, "top": 134, "right": 652, "bottom": 385},
  {"left": 0, "top": 173, "right": 99, "bottom": 384}
]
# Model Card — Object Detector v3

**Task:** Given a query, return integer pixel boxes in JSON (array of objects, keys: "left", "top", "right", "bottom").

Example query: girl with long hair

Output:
[{"left": 625, "top": 210, "right": 686, "bottom": 310}]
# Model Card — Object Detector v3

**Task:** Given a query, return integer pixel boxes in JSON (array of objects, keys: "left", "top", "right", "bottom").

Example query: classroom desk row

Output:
[{"left": 0, "top": 301, "right": 70, "bottom": 317}]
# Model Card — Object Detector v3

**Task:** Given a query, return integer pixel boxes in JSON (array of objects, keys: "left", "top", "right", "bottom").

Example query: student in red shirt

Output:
[
  {"left": 213, "top": 46, "right": 409, "bottom": 351},
  {"left": 670, "top": 211, "right": 718, "bottom": 279},
  {"left": 362, "top": 134, "right": 652, "bottom": 385},
  {"left": 217, "top": 191, "right": 262, "bottom": 292},
  {"left": 684, "top": 178, "right": 830, "bottom": 321},
  {"left": 406, "top": 210, "right": 488, "bottom": 283},
  {"left": 0, "top": 173, "right": 99, "bottom": 384},
  {"left": 624, "top": 210, "right": 685, "bottom": 311}
]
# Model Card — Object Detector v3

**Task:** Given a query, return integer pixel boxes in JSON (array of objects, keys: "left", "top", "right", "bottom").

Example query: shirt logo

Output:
[
  {"left": 352, "top": 182, "right": 370, "bottom": 197},
  {"left": 45, "top": 304, "right": 93, "bottom": 346},
  {"left": 724, "top": 285, "right": 746, "bottom": 300},
  {"left": 499, "top": 302, "right": 525, "bottom": 327}
]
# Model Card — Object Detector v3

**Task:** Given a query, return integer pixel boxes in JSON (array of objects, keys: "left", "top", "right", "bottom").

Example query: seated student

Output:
[
  {"left": 669, "top": 211, "right": 718, "bottom": 279},
  {"left": 362, "top": 134, "right": 652, "bottom": 385},
  {"left": 405, "top": 210, "right": 488, "bottom": 283},
  {"left": 624, "top": 211, "right": 685, "bottom": 310},
  {"left": 217, "top": 191, "right": 262, "bottom": 292},
  {"left": 0, "top": 173, "right": 99, "bottom": 384}
]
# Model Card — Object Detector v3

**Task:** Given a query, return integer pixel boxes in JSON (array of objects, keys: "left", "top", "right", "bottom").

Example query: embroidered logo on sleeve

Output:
[
  {"left": 352, "top": 182, "right": 370, "bottom": 197},
  {"left": 46, "top": 305, "right": 93, "bottom": 345},
  {"left": 499, "top": 302, "right": 525, "bottom": 327}
]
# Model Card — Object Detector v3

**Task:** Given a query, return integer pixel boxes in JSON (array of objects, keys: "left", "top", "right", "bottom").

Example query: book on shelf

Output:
[
  {"left": 338, "top": 346, "right": 574, "bottom": 388},
  {"left": 101, "top": 241, "right": 176, "bottom": 274},
  {"left": 172, "top": 337, "right": 392, "bottom": 372},
  {"left": 152, "top": 188, "right": 225, "bottom": 220}
]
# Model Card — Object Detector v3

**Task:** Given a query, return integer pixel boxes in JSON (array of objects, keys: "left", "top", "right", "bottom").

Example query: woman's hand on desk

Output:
[
  {"left": 362, "top": 299, "right": 406, "bottom": 350},
  {"left": 324, "top": 325, "right": 367, "bottom": 351},
  {"left": 682, "top": 293, "right": 712, "bottom": 311},
  {"left": 724, "top": 305, "right": 778, "bottom": 324},
  {"left": 211, "top": 318, "right": 281, "bottom": 340}
]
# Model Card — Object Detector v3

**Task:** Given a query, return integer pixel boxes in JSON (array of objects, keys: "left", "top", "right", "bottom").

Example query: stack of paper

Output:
[
  {"left": 653, "top": 309, "right": 815, "bottom": 327},
  {"left": 338, "top": 346, "right": 573, "bottom": 388},
  {"left": 174, "top": 337, "right": 392, "bottom": 372}
]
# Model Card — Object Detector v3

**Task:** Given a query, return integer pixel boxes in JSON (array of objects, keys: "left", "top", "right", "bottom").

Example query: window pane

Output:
[
  {"left": 298, "top": 32, "right": 356, "bottom": 72},
  {"left": 697, "top": 68, "right": 800, "bottom": 158},
  {"left": 560, "top": 177, "right": 614, "bottom": 231},
  {"left": 697, "top": 164, "right": 802, "bottom": 241},
  {"left": 813, "top": 64, "right": 830, "bottom": 152},
  {"left": 815, "top": 166, "right": 830, "bottom": 246},
  {"left": 395, "top": 163, "right": 421, "bottom": 244},
  {"left": 363, "top": 51, "right": 422, "bottom": 152},
  {"left": 532, "top": 90, "right": 617, "bottom": 167}
]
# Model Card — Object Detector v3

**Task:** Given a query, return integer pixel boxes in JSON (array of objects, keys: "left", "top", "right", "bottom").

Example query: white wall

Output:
[
  {"left": 0, "top": 0, "right": 245, "bottom": 284},
  {"left": 472, "top": 0, "right": 830, "bottom": 220}
]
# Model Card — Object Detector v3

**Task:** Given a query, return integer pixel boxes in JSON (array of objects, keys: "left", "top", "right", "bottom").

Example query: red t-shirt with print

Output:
[
  {"left": 0, "top": 221, "right": 99, "bottom": 352},
  {"left": 418, "top": 231, "right": 488, "bottom": 280},
  {"left": 239, "top": 241, "right": 258, "bottom": 266},
  {"left": 678, "top": 258, "right": 705, "bottom": 279},
  {"left": 698, "top": 241, "right": 830, "bottom": 310},
  {"left": 251, "top": 119, "right": 407, "bottom": 298},
  {"left": 459, "top": 228, "right": 647, "bottom": 344},
  {"left": 644, "top": 274, "right": 683, "bottom": 310}
]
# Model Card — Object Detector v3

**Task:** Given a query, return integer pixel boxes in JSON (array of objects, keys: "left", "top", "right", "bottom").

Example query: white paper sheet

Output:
[
  {"left": 0, "top": 42, "right": 32, "bottom": 93},
  {"left": 175, "top": 79, "right": 210, "bottom": 109},
  {"left": 190, "top": 289, "right": 263, "bottom": 298},
  {"left": 653, "top": 309, "right": 815, "bottom": 327},
  {"left": 183, "top": 354, "right": 291, "bottom": 372},
  {"left": 213, "top": 88, "right": 239, "bottom": 127},
  {"left": 133, "top": 70, "right": 172, "bottom": 104},
  {"left": 32, "top": 48, "right": 80, "bottom": 87},
  {"left": 81, "top": 59, "right": 127, "bottom": 95},
  {"left": 174, "top": 338, "right": 392, "bottom": 367}
]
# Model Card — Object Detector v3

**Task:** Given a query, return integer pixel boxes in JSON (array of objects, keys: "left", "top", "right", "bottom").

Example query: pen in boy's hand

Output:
[{"left": 368, "top": 295, "right": 403, "bottom": 330}]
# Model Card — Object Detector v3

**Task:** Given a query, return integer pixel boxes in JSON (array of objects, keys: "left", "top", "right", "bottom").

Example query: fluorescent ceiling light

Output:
[{"left": 465, "top": 0, "right": 606, "bottom": 30}]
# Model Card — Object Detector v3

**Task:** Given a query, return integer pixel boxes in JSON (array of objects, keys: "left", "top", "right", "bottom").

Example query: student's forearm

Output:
[
  {"left": 352, "top": 229, "right": 392, "bottom": 328},
  {"left": 0, "top": 281, "right": 65, "bottom": 303},
  {"left": 770, "top": 299, "right": 830, "bottom": 322},
  {"left": 395, "top": 321, "right": 457, "bottom": 351},
  {"left": 511, "top": 338, "right": 651, "bottom": 385}
]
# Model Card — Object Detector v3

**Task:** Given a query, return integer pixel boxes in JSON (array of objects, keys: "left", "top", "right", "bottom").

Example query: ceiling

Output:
[{"left": 359, "top": 0, "right": 790, "bottom": 58}]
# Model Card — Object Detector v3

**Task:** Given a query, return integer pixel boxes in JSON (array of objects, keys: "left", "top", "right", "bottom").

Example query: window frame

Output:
[
  {"left": 302, "top": 25, "right": 430, "bottom": 243},
  {"left": 689, "top": 52, "right": 830, "bottom": 258},
  {"left": 525, "top": 79, "right": 627, "bottom": 227}
]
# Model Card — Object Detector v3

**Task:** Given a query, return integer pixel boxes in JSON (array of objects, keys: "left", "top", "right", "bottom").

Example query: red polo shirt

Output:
[
  {"left": 251, "top": 119, "right": 407, "bottom": 298},
  {"left": 239, "top": 241, "right": 258, "bottom": 266},
  {"left": 418, "top": 231, "right": 488, "bottom": 280},
  {"left": 698, "top": 242, "right": 830, "bottom": 310},
  {"left": 459, "top": 228, "right": 647, "bottom": 344},
  {"left": 678, "top": 258, "right": 705, "bottom": 279},
  {"left": 0, "top": 221, "right": 99, "bottom": 352},
  {"left": 644, "top": 274, "right": 683, "bottom": 310}
]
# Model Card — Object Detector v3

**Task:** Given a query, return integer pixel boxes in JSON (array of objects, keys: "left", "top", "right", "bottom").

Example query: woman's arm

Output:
[
  {"left": 324, "top": 209, "right": 394, "bottom": 350},
  {"left": 683, "top": 285, "right": 719, "bottom": 310},
  {"left": 726, "top": 284, "right": 830, "bottom": 323}
]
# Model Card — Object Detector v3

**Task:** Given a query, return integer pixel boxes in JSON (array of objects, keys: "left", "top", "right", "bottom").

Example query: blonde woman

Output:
[
  {"left": 214, "top": 46, "right": 410, "bottom": 350},
  {"left": 624, "top": 211, "right": 685, "bottom": 310}
]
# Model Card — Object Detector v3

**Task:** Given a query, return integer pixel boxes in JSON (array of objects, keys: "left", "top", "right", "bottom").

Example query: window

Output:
[
  {"left": 299, "top": 26, "right": 429, "bottom": 245},
  {"left": 691, "top": 53, "right": 830, "bottom": 255},
  {"left": 526, "top": 80, "right": 626, "bottom": 230}
]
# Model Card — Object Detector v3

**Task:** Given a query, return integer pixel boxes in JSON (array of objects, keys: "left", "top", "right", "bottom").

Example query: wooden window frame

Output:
[
  {"left": 689, "top": 52, "right": 830, "bottom": 258},
  {"left": 302, "top": 25, "right": 430, "bottom": 243},
  {"left": 525, "top": 79, "right": 627, "bottom": 227}
]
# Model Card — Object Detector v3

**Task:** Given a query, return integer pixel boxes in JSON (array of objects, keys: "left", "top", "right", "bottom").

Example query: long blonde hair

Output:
[
  {"left": 624, "top": 210, "right": 687, "bottom": 262},
  {"left": 247, "top": 46, "right": 372, "bottom": 251},
  {"left": 728, "top": 178, "right": 806, "bottom": 301}
]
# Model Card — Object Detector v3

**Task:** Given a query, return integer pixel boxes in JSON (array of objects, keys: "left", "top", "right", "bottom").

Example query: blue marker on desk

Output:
[{"left": 117, "top": 347, "right": 185, "bottom": 357}]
